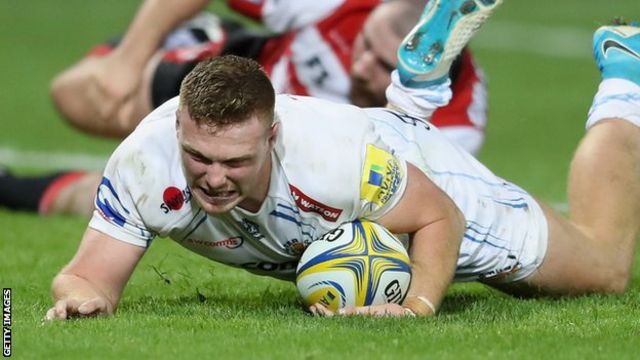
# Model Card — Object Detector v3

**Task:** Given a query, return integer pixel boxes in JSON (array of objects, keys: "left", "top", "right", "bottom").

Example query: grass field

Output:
[{"left": 1, "top": 0, "right": 640, "bottom": 359}]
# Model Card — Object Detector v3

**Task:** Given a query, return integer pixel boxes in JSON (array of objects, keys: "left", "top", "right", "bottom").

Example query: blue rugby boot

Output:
[
  {"left": 397, "top": 0, "right": 502, "bottom": 87},
  {"left": 593, "top": 22, "right": 640, "bottom": 85}
]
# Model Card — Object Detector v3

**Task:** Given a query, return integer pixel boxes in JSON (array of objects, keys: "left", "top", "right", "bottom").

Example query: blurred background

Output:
[{"left": 1, "top": 0, "right": 637, "bottom": 204}]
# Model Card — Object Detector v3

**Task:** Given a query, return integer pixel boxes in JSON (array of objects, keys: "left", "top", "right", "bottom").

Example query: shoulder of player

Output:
[
  {"left": 275, "top": 94, "right": 372, "bottom": 133},
  {"left": 102, "top": 97, "right": 182, "bottom": 209},
  {"left": 273, "top": 95, "right": 374, "bottom": 163},
  {"left": 273, "top": 95, "right": 374, "bottom": 216}
]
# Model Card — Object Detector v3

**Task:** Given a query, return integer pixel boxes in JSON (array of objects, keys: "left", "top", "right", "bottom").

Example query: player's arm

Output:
[
  {"left": 378, "top": 163, "right": 465, "bottom": 315},
  {"left": 45, "top": 228, "right": 146, "bottom": 320},
  {"left": 312, "top": 163, "right": 464, "bottom": 317}
]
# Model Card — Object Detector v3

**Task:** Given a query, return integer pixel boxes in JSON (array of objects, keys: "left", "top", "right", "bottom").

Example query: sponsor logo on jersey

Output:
[
  {"left": 289, "top": 185, "right": 343, "bottom": 222},
  {"left": 241, "top": 261, "right": 298, "bottom": 272},
  {"left": 360, "top": 144, "right": 404, "bottom": 208},
  {"left": 160, "top": 186, "right": 192, "bottom": 213},
  {"left": 185, "top": 236, "right": 244, "bottom": 249},
  {"left": 239, "top": 218, "right": 265, "bottom": 240}
]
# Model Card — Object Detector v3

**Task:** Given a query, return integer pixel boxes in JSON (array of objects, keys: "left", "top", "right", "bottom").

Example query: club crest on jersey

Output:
[
  {"left": 96, "top": 176, "right": 129, "bottom": 227},
  {"left": 239, "top": 218, "right": 265, "bottom": 240},
  {"left": 284, "top": 238, "right": 311, "bottom": 256},
  {"left": 160, "top": 186, "right": 192, "bottom": 213},
  {"left": 289, "top": 184, "right": 342, "bottom": 222},
  {"left": 360, "top": 144, "right": 404, "bottom": 209}
]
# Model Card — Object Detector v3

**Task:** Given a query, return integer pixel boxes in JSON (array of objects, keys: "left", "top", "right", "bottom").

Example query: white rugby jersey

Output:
[
  {"left": 90, "top": 95, "right": 407, "bottom": 281},
  {"left": 90, "top": 95, "right": 547, "bottom": 283}
]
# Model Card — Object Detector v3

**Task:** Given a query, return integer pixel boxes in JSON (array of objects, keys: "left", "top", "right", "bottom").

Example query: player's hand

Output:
[
  {"left": 309, "top": 303, "right": 414, "bottom": 317},
  {"left": 45, "top": 297, "right": 112, "bottom": 320}
]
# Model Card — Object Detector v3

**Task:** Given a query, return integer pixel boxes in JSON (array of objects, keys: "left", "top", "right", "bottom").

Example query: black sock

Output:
[{"left": 0, "top": 170, "right": 66, "bottom": 212}]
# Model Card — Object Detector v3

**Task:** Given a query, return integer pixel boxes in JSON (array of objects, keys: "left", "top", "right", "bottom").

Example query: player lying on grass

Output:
[
  {"left": 0, "top": 0, "right": 487, "bottom": 218},
  {"left": 47, "top": 0, "right": 640, "bottom": 319}
]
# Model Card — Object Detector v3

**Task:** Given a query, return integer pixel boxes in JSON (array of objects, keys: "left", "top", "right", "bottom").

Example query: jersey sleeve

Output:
[
  {"left": 357, "top": 137, "right": 409, "bottom": 221},
  {"left": 88, "top": 151, "right": 156, "bottom": 248},
  {"left": 227, "top": 0, "right": 347, "bottom": 33}
]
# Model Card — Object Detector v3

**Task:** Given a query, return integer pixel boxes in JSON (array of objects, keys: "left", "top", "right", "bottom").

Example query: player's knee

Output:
[
  {"left": 50, "top": 72, "right": 83, "bottom": 125},
  {"left": 50, "top": 73, "right": 66, "bottom": 111}
]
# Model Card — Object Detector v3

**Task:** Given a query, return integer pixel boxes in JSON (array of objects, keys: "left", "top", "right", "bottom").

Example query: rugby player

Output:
[
  {"left": 46, "top": 0, "right": 640, "bottom": 319},
  {"left": 1, "top": 0, "right": 487, "bottom": 217}
]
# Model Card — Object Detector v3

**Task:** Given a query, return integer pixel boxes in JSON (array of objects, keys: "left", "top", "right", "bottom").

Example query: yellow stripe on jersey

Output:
[{"left": 360, "top": 144, "right": 404, "bottom": 209}]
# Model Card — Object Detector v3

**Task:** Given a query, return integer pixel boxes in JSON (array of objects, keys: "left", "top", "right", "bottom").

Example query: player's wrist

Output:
[{"left": 402, "top": 295, "right": 437, "bottom": 316}]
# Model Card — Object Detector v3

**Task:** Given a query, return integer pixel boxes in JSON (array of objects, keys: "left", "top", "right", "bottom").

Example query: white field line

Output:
[
  {"left": 473, "top": 20, "right": 594, "bottom": 59},
  {"left": 0, "top": 147, "right": 107, "bottom": 171}
]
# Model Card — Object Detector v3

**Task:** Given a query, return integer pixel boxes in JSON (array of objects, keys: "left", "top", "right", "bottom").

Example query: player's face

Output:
[
  {"left": 176, "top": 106, "right": 277, "bottom": 215},
  {"left": 349, "top": 11, "right": 401, "bottom": 107}
]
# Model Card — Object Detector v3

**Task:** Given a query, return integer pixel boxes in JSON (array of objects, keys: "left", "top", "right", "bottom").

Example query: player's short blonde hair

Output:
[{"left": 179, "top": 55, "right": 275, "bottom": 129}]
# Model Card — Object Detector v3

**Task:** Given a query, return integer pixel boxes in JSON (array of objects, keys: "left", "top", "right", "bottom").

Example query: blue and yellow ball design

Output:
[{"left": 296, "top": 220, "right": 411, "bottom": 312}]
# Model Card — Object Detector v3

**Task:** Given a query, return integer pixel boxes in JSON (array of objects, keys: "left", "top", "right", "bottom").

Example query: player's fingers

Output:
[
  {"left": 44, "top": 307, "right": 58, "bottom": 321},
  {"left": 309, "top": 303, "right": 334, "bottom": 317},
  {"left": 339, "top": 304, "right": 408, "bottom": 317},
  {"left": 338, "top": 306, "right": 370, "bottom": 316},
  {"left": 309, "top": 304, "right": 319, "bottom": 316},
  {"left": 47, "top": 300, "right": 71, "bottom": 320},
  {"left": 352, "top": 306, "right": 374, "bottom": 316},
  {"left": 373, "top": 303, "right": 407, "bottom": 317},
  {"left": 77, "top": 297, "right": 108, "bottom": 316}
]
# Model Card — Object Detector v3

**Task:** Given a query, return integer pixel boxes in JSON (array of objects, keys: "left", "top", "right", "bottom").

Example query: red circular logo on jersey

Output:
[{"left": 163, "top": 186, "right": 185, "bottom": 211}]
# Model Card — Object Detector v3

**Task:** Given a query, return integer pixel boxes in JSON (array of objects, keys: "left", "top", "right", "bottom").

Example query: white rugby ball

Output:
[{"left": 296, "top": 220, "right": 411, "bottom": 312}]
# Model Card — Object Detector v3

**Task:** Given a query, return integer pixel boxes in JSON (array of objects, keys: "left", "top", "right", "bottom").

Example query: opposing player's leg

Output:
[
  {"left": 47, "top": 172, "right": 102, "bottom": 216},
  {"left": 51, "top": 55, "right": 153, "bottom": 138},
  {"left": 0, "top": 169, "right": 99, "bottom": 216},
  {"left": 515, "top": 23, "right": 640, "bottom": 295},
  {"left": 385, "top": 0, "right": 501, "bottom": 120},
  {"left": 396, "top": 0, "right": 502, "bottom": 86},
  {"left": 51, "top": 12, "right": 233, "bottom": 138}
]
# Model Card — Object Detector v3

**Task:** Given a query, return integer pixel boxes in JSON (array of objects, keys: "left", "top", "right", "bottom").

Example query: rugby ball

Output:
[{"left": 296, "top": 220, "right": 411, "bottom": 312}]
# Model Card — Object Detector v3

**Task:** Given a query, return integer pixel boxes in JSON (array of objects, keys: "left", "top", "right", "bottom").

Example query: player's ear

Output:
[{"left": 268, "top": 121, "right": 279, "bottom": 147}]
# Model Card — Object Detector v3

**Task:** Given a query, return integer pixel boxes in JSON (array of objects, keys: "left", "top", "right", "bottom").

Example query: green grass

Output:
[{"left": 2, "top": 0, "right": 640, "bottom": 359}]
